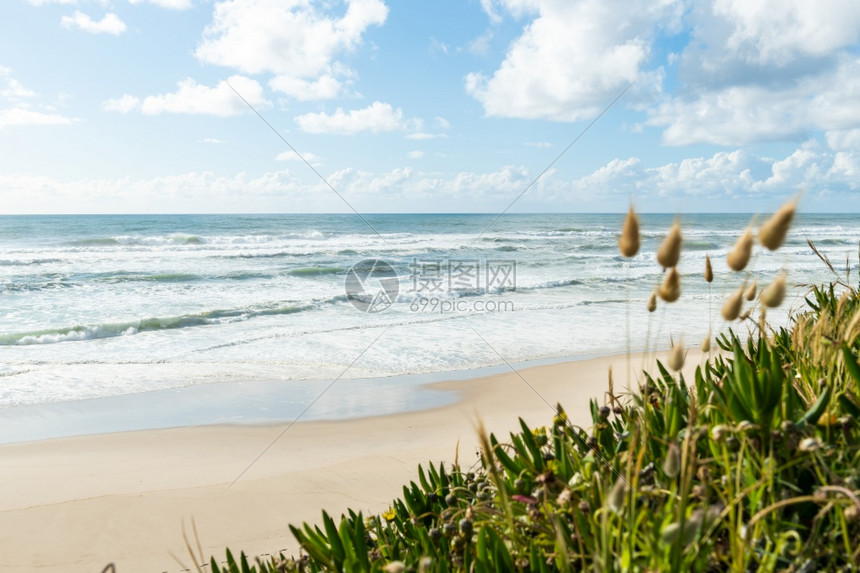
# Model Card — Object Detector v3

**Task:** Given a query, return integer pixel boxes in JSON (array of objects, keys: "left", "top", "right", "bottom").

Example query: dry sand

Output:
[{"left": 0, "top": 350, "right": 706, "bottom": 572}]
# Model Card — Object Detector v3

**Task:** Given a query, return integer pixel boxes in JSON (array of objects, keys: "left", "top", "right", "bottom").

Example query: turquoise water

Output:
[{"left": 1, "top": 213, "right": 858, "bottom": 418}]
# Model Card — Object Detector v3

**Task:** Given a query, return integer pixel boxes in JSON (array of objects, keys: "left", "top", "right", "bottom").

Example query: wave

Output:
[
  {"left": 65, "top": 234, "right": 205, "bottom": 247},
  {"left": 0, "top": 303, "right": 312, "bottom": 346},
  {"left": 0, "top": 258, "right": 62, "bottom": 266},
  {"left": 288, "top": 266, "right": 345, "bottom": 277}
]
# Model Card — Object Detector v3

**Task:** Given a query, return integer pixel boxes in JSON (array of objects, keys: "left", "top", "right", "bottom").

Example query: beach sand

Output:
[{"left": 0, "top": 350, "right": 706, "bottom": 572}]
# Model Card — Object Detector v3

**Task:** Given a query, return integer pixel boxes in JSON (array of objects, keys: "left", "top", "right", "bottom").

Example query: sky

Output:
[{"left": 1, "top": 0, "right": 860, "bottom": 214}]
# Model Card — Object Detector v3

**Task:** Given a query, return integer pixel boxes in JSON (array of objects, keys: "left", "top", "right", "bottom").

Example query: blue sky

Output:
[{"left": 2, "top": 0, "right": 860, "bottom": 214}]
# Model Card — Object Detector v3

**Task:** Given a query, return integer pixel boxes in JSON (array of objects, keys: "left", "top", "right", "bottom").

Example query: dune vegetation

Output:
[{"left": 202, "top": 203, "right": 860, "bottom": 572}]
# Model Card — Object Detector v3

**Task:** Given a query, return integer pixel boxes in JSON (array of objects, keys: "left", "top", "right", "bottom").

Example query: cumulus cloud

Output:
[
  {"left": 26, "top": 0, "right": 76, "bottom": 5},
  {"left": 102, "top": 76, "right": 269, "bottom": 117},
  {"left": 196, "top": 0, "right": 388, "bottom": 100},
  {"left": 294, "top": 101, "right": 413, "bottom": 135},
  {"left": 129, "top": 0, "right": 192, "bottom": 9},
  {"left": 652, "top": 1, "right": 860, "bottom": 145},
  {"left": 102, "top": 94, "right": 141, "bottom": 113},
  {"left": 467, "top": 0, "right": 678, "bottom": 121},
  {"left": 61, "top": 11, "right": 127, "bottom": 35}
]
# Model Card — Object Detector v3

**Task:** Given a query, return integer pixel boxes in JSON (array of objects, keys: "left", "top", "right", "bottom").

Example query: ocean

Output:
[{"left": 1, "top": 213, "right": 857, "bottom": 440}]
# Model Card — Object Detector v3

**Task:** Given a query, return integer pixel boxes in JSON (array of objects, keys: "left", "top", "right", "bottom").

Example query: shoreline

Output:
[
  {"left": 0, "top": 349, "right": 646, "bottom": 445},
  {"left": 0, "top": 349, "right": 706, "bottom": 573}
]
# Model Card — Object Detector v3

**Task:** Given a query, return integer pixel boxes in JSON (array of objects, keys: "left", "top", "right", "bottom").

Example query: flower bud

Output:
[
  {"left": 618, "top": 205, "right": 640, "bottom": 258},
  {"left": 657, "top": 220, "right": 683, "bottom": 269},
  {"left": 658, "top": 267, "right": 681, "bottom": 302},
  {"left": 727, "top": 227, "right": 754, "bottom": 272},
  {"left": 759, "top": 200, "right": 796, "bottom": 251}
]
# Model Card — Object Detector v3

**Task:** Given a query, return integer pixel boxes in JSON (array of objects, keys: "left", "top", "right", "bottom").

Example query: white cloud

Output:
[
  {"left": 102, "top": 94, "right": 141, "bottom": 113},
  {"left": 276, "top": 150, "right": 321, "bottom": 164},
  {"left": 61, "top": 11, "right": 127, "bottom": 35},
  {"left": 268, "top": 74, "right": 341, "bottom": 101},
  {"left": 129, "top": 0, "right": 192, "bottom": 9},
  {"left": 467, "top": 0, "right": 678, "bottom": 121},
  {"left": 649, "top": 1, "right": 860, "bottom": 145},
  {"left": 0, "top": 107, "right": 78, "bottom": 129},
  {"left": 26, "top": 0, "right": 76, "bottom": 5},
  {"left": 0, "top": 68, "right": 36, "bottom": 100},
  {"left": 649, "top": 56, "right": 860, "bottom": 145},
  {"left": 524, "top": 141, "right": 552, "bottom": 148},
  {"left": 0, "top": 170, "right": 341, "bottom": 214},
  {"left": 2, "top": 143, "right": 859, "bottom": 213},
  {"left": 102, "top": 76, "right": 269, "bottom": 117},
  {"left": 826, "top": 129, "right": 860, "bottom": 151},
  {"left": 406, "top": 132, "right": 446, "bottom": 140},
  {"left": 711, "top": 0, "right": 860, "bottom": 66},
  {"left": 196, "top": 0, "right": 388, "bottom": 100},
  {"left": 202, "top": 138, "right": 226, "bottom": 144},
  {"left": 408, "top": 150, "right": 424, "bottom": 159},
  {"left": 294, "top": 101, "right": 412, "bottom": 135}
]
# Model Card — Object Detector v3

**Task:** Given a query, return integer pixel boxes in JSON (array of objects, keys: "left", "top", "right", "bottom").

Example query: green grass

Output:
[
  {"left": 198, "top": 215, "right": 860, "bottom": 572},
  {"left": 200, "top": 276, "right": 860, "bottom": 572}
]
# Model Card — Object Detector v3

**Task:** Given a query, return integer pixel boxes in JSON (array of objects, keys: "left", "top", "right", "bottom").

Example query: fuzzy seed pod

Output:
[
  {"left": 727, "top": 227, "right": 754, "bottom": 272},
  {"left": 759, "top": 200, "right": 796, "bottom": 251},
  {"left": 647, "top": 291, "right": 657, "bottom": 312},
  {"left": 657, "top": 220, "right": 683, "bottom": 269},
  {"left": 383, "top": 561, "right": 406, "bottom": 573},
  {"left": 607, "top": 476, "right": 628, "bottom": 513},
  {"left": 722, "top": 285, "right": 745, "bottom": 321},
  {"left": 760, "top": 272, "right": 787, "bottom": 308},
  {"left": 618, "top": 205, "right": 640, "bottom": 258},
  {"left": 711, "top": 424, "right": 731, "bottom": 441},
  {"left": 704, "top": 254, "right": 713, "bottom": 283},
  {"left": 739, "top": 308, "right": 752, "bottom": 321},
  {"left": 668, "top": 340, "right": 685, "bottom": 372},
  {"left": 701, "top": 334, "right": 711, "bottom": 353},
  {"left": 744, "top": 279, "right": 757, "bottom": 301},
  {"left": 663, "top": 443, "right": 681, "bottom": 478},
  {"left": 658, "top": 267, "right": 681, "bottom": 302}
]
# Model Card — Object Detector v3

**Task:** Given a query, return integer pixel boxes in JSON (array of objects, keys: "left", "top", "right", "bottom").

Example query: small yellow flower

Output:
[{"left": 382, "top": 507, "right": 396, "bottom": 521}]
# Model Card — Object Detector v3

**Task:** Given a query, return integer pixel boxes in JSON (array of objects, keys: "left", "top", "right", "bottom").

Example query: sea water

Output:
[{"left": 1, "top": 213, "right": 857, "bottom": 439}]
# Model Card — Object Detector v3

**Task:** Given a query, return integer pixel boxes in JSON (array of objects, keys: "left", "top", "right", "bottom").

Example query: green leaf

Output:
[{"left": 843, "top": 343, "right": 860, "bottom": 384}]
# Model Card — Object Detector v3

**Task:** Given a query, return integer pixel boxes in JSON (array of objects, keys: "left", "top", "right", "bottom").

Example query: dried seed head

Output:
[
  {"left": 711, "top": 424, "right": 731, "bottom": 441},
  {"left": 618, "top": 205, "right": 640, "bottom": 258},
  {"left": 727, "top": 227, "right": 754, "bottom": 272},
  {"left": 759, "top": 200, "right": 796, "bottom": 251},
  {"left": 701, "top": 333, "right": 711, "bottom": 353},
  {"left": 647, "top": 290, "right": 658, "bottom": 312},
  {"left": 668, "top": 339, "right": 685, "bottom": 372},
  {"left": 744, "top": 279, "right": 757, "bottom": 301},
  {"left": 739, "top": 308, "right": 752, "bottom": 321},
  {"left": 663, "top": 443, "right": 681, "bottom": 478},
  {"left": 760, "top": 272, "right": 787, "bottom": 308},
  {"left": 657, "top": 220, "right": 683, "bottom": 269},
  {"left": 704, "top": 253, "right": 713, "bottom": 283},
  {"left": 607, "top": 476, "right": 628, "bottom": 513},
  {"left": 722, "top": 285, "right": 745, "bottom": 321},
  {"left": 798, "top": 437, "right": 823, "bottom": 452},
  {"left": 658, "top": 267, "right": 681, "bottom": 302},
  {"left": 383, "top": 561, "right": 406, "bottom": 573}
]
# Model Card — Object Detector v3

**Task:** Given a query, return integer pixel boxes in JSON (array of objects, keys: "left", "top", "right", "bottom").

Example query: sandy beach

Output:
[{"left": 0, "top": 350, "right": 706, "bottom": 572}]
